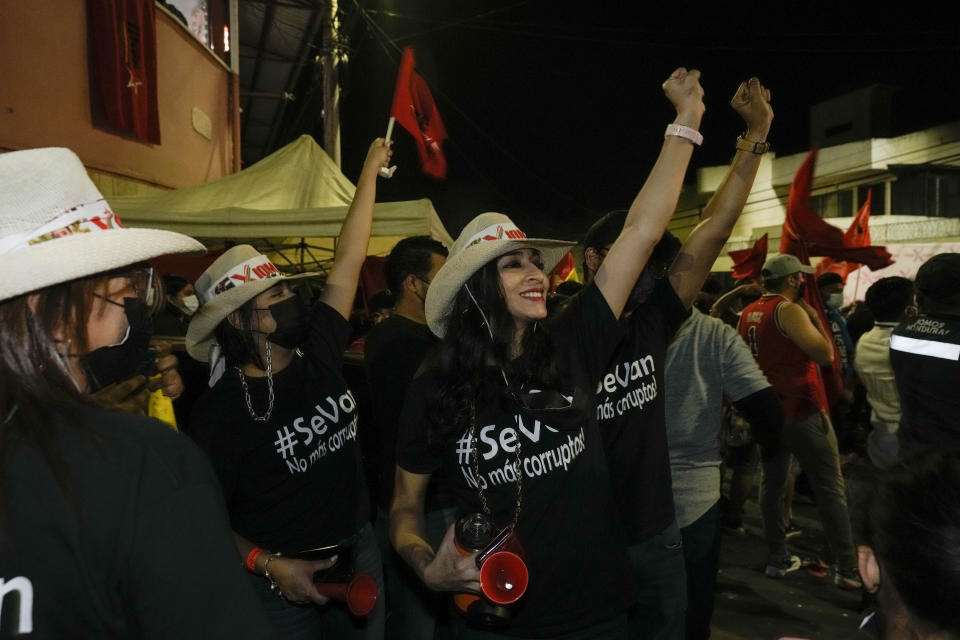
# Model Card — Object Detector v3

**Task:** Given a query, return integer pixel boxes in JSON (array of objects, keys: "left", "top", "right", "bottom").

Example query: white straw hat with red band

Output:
[
  {"left": 0, "top": 147, "right": 204, "bottom": 303},
  {"left": 424, "top": 212, "right": 573, "bottom": 338},
  {"left": 186, "top": 244, "right": 319, "bottom": 362}
]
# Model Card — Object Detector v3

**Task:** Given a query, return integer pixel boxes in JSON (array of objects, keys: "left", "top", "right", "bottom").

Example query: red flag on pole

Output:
[
  {"left": 780, "top": 151, "right": 850, "bottom": 409},
  {"left": 390, "top": 47, "right": 448, "bottom": 179},
  {"left": 729, "top": 234, "right": 768, "bottom": 280}
]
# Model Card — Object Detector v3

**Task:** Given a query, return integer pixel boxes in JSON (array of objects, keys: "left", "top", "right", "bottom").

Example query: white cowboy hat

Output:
[
  {"left": 425, "top": 212, "right": 573, "bottom": 338},
  {"left": 186, "top": 245, "right": 318, "bottom": 362},
  {"left": 0, "top": 147, "right": 204, "bottom": 303}
]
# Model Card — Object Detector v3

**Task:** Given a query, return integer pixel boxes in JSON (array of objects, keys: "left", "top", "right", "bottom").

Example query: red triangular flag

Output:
[
  {"left": 845, "top": 189, "right": 872, "bottom": 247},
  {"left": 729, "top": 234, "right": 768, "bottom": 280},
  {"left": 390, "top": 47, "right": 448, "bottom": 179}
]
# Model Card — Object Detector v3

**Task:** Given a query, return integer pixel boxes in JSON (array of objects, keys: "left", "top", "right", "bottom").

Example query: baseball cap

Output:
[{"left": 761, "top": 254, "right": 815, "bottom": 281}]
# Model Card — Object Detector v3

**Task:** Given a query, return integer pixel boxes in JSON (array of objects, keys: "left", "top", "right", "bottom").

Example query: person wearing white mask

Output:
[
  {"left": 817, "top": 272, "right": 855, "bottom": 385},
  {"left": 155, "top": 273, "right": 200, "bottom": 337}
]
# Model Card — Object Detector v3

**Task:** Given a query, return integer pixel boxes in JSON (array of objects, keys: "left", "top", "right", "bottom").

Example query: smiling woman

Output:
[
  {"left": 496, "top": 249, "right": 548, "bottom": 338},
  {"left": 389, "top": 66, "right": 706, "bottom": 639}
]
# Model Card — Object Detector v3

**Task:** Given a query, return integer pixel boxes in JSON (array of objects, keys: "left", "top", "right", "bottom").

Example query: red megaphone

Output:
[
  {"left": 478, "top": 550, "right": 528, "bottom": 605},
  {"left": 314, "top": 572, "right": 379, "bottom": 616}
]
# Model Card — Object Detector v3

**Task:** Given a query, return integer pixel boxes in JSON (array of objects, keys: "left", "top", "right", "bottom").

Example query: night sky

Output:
[{"left": 330, "top": 1, "right": 960, "bottom": 242}]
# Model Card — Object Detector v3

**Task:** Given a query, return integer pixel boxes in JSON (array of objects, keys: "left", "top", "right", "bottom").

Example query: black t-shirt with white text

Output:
[
  {"left": 397, "top": 284, "right": 634, "bottom": 638},
  {"left": 597, "top": 278, "right": 689, "bottom": 541},
  {"left": 191, "top": 301, "right": 368, "bottom": 553},
  {"left": 890, "top": 312, "right": 960, "bottom": 458},
  {"left": 0, "top": 404, "right": 274, "bottom": 639}
]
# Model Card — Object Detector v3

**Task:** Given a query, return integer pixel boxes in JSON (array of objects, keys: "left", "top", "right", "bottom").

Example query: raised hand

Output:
[
  {"left": 731, "top": 77, "right": 773, "bottom": 141},
  {"left": 662, "top": 67, "right": 705, "bottom": 126},
  {"left": 361, "top": 138, "right": 394, "bottom": 179}
]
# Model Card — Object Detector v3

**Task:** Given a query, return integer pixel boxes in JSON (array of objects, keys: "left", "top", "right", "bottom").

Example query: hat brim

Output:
[
  {"left": 186, "top": 271, "right": 319, "bottom": 362},
  {"left": 798, "top": 265, "right": 816, "bottom": 274},
  {"left": 0, "top": 228, "right": 205, "bottom": 303},
  {"left": 425, "top": 237, "right": 574, "bottom": 338}
]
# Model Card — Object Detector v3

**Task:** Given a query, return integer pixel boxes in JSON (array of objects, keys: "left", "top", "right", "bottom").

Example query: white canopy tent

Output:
[{"left": 109, "top": 135, "right": 453, "bottom": 272}]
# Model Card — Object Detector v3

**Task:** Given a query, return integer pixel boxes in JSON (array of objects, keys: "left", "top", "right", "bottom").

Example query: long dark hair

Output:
[
  {"left": 0, "top": 279, "right": 103, "bottom": 531},
  {"left": 214, "top": 297, "right": 264, "bottom": 370},
  {"left": 426, "top": 258, "right": 560, "bottom": 452}
]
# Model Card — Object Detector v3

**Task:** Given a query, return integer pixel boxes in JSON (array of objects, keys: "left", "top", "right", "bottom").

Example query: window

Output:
[
  {"left": 810, "top": 190, "right": 853, "bottom": 219},
  {"left": 891, "top": 169, "right": 960, "bottom": 218},
  {"left": 857, "top": 182, "right": 885, "bottom": 213}
]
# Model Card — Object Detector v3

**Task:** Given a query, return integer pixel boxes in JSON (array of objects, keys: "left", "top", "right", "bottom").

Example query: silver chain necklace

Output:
[
  {"left": 469, "top": 403, "right": 523, "bottom": 530},
  {"left": 237, "top": 340, "right": 275, "bottom": 422}
]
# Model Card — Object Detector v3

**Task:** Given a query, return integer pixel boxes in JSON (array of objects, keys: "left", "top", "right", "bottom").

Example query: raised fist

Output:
[{"left": 731, "top": 77, "right": 773, "bottom": 139}]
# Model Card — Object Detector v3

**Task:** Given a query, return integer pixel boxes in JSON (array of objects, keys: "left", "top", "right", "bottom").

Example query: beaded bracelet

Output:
[{"left": 263, "top": 554, "right": 284, "bottom": 599}]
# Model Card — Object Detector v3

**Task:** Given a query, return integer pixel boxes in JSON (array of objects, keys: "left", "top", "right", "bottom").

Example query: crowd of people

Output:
[{"left": 1, "top": 67, "right": 958, "bottom": 640}]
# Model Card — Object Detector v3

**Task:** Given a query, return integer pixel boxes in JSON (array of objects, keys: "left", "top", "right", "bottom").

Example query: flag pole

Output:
[
  {"left": 378, "top": 116, "right": 397, "bottom": 178},
  {"left": 385, "top": 116, "right": 395, "bottom": 143}
]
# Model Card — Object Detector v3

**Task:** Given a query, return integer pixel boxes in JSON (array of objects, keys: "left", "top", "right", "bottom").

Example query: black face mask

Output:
[
  {"left": 266, "top": 295, "right": 309, "bottom": 349},
  {"left": 81, "top": 297, "right": 154, "bottom": 392},
  {"left": 795, "top": 280, "right": 807, "bottom": 301}
]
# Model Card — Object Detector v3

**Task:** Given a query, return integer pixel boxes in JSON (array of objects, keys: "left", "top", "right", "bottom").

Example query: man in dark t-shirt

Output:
[
  {"left": 581, "top": 75, "right": 773, "bottom": 640},
  {"left": 364, "top": 236, "right": 450, "bottom": 640},
  {"left": 890, "top": 253, "right": 960, "bottom": 459}
]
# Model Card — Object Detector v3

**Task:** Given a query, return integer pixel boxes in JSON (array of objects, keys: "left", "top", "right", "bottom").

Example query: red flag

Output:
[
  {"left": 815, "top": 189, "right": 874, "bottom": 279},
  {"left": 390, "top": 47, "right": 448, "bottom": 179},
  {"left": 729, "top": 234, "right": 768, "bottom": 280},
  {"left": 782, "top": 150, "right": 892, "bottom": 271},
  {"left": 87, "top": 0, "right": 161, "bottom": 144},
  {"left": 845, "top": 190, "right": 872, "bottom": 248}
]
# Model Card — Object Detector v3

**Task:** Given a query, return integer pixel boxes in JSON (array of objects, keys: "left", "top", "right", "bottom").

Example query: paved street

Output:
[{"left": 711, "top": 460, "right": 874, "bottom": 640}]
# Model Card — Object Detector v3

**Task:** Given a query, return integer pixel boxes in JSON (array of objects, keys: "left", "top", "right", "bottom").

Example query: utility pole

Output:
[{"left": 321, "top": 0, "right": 341, "bottom": 168}]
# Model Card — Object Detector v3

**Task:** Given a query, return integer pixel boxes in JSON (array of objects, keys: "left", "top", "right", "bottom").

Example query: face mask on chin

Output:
[
  {"left": 265, "top": 295, "right": 309, "bottom": 349},
  {"left": 80, "top": 298, "right": 154, "bottom": 392}
]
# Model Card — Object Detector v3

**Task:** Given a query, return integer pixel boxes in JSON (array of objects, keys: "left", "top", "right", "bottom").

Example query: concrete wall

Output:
[{"left": 0, "top": 1, "right": 234, "bottom": 190}]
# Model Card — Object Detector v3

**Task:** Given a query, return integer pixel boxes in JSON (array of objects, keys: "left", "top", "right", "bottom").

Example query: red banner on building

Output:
[{"left": 87, "top": 0, "right": 161, "bottom": 144}]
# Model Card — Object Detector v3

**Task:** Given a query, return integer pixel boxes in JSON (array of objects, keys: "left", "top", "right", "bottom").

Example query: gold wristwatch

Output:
[{"left": 736, "top": 134, "right": 770, "bottom": 155}]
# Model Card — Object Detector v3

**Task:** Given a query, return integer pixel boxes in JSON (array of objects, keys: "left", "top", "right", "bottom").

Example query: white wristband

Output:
[{"left": 665, "top": 123, "right": 703, "bottom": 146}]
